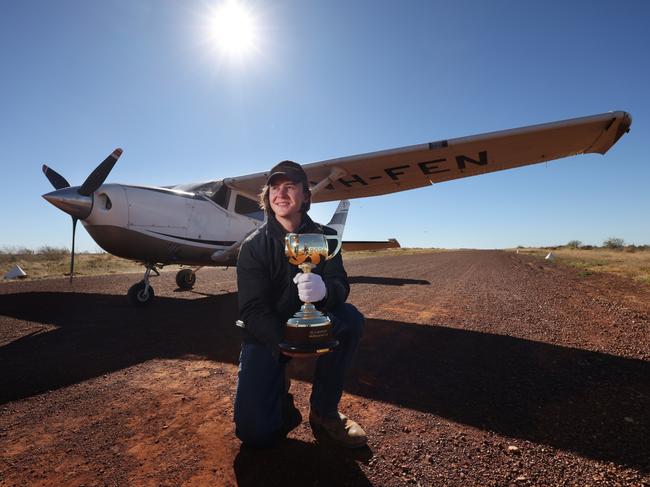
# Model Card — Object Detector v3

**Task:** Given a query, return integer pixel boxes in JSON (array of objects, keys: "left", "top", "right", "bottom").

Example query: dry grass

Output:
[
  {"left": 0, "top": 251, "right": 186, "bottom": 281},
  {"left": 513, "top": 247, "right": 650, "bottom": 284}
]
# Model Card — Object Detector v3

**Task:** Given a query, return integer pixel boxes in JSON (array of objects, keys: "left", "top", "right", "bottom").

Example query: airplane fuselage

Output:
[{"left": 79, "top": 182, "right": 262, "bottom": 266}]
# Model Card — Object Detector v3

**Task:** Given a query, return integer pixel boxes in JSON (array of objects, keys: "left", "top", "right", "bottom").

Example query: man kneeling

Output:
[{"left": 234, "top": 160, "right": 366, "bottom": 449}]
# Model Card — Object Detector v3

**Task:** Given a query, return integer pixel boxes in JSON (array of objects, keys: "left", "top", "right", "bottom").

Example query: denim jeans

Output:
[{"left": 234, "top": 302, "right": 364, "bottom": 448}]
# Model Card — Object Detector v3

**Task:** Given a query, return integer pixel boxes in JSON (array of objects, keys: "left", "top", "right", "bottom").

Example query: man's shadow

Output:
[{"left": 234, "top": 439, "right": 372, "bottom": 487}]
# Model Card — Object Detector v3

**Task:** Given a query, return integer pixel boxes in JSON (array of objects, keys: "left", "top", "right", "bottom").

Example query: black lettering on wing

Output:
[
  {"left": 338, "top": 174, "right": 368, "bottom": 187},
  {"left": 384, "top": 165, "right": 410, "bottom": 181},
  {"left": 456, "top": 151, "right": 488, "bottom": 171},
  {"left": 418, "top": 158, "right": 449, "bottom": 175}
]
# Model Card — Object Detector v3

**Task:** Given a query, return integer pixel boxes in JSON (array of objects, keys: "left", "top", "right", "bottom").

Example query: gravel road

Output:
[{"left": 1, "top": 250, "right": 649, "bottom": 486}]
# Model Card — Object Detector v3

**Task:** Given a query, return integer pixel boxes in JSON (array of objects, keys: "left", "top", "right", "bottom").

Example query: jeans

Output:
[{"left": 234, "top": 302, "right": 364, "bottom": 448}]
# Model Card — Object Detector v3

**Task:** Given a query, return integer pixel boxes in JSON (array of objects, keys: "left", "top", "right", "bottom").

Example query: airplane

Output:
[{"left": 41, "top": 111, "right": 632, "bottom": 306}]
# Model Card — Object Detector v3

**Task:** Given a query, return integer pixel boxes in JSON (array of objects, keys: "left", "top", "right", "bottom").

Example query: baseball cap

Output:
[{"left": 266, "top": 160, "right": 308, "bottom": 186}]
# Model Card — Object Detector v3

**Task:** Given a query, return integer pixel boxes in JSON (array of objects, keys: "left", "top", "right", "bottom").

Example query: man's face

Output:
[
  {"left": 269, "top": 177, "right": 306, "bottom": 219},
  {"left": 269, "top": 176, "right": 305, "bottom": 218}
]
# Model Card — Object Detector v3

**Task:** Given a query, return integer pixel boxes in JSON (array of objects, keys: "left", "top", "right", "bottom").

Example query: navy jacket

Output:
[{"left": 236, "top": 213, "right": 350, "bottom": 349}]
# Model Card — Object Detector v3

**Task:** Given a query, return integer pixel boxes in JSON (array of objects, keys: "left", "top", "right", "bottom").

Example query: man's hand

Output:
[{"left": 293, "top": 272, "right": 327, "bottom": 303}]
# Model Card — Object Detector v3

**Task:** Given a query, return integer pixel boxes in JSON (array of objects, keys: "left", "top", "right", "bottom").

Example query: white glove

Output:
[{"left": 293, "top": 272, "right": 327, "bottom": 303}]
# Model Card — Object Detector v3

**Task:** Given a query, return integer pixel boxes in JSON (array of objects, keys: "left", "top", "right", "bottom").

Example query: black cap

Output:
[{"left": 266, "top": 160, "right": 308, "bottom": 186}]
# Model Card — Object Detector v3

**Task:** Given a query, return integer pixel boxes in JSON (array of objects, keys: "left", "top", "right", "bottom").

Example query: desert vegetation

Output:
[
  {"left": 3, "top": 242, "right": 649, "bottom": 284},
  {"left": 0, "top": 247, "right": 150, "bottom": 280},
  {"left": 514, "top": 238, "right": 650, "bottom": 284}
]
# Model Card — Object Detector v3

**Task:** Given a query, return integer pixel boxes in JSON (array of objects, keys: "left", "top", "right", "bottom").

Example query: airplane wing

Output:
[{"left": 224, "top": 111, "right": 631, "bottom": 203}]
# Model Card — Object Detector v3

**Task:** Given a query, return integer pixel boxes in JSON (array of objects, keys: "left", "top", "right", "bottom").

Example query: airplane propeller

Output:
[
  {"left": 42, "top": 165, "right": 71, "bottom": 190},
  {"left": 78, "top": 149, "right": 123, "bottom": 196},
  {"left": 42, "top": 148, "right": 123, "bottom": 282}
]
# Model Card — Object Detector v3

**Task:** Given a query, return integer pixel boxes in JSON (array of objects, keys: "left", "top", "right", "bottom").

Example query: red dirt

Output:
[{"left": 1, "top": 250, "right": 649, "bottom": 486}]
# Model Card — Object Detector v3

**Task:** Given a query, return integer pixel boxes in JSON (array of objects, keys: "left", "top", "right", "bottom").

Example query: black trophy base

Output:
[
  {"left": 279, "top": 339, "right": 339, "bottom": 356},
  {"left": 280, "top": 302, "right": 339, "bottom": 356}
]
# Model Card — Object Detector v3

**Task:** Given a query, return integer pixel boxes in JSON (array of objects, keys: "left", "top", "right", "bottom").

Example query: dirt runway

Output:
[{"left": 1, "top": 250, "right": 649, "bottom": 486}]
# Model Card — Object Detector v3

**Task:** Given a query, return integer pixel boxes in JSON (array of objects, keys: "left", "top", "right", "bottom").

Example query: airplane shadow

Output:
[
  {"left": 348, "top": 276, "right": 430, "bottom": 286},
  {"left": 0, "top": 291, "right": 243, "bottom": 404},
  {"left": 0, "top": 291, "right": 648, "bottom": 471},
  {"left": 234, "top": 439, "right": 372, "bottom": 487}
]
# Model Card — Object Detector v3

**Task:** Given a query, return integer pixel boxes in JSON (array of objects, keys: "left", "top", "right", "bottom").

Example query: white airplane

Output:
[{"left": 42, "top": 111, "right": 631, "bottom": 305}]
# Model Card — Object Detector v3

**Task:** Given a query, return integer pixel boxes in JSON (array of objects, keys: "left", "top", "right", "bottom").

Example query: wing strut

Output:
[
  {"left": 222, "top": 178, "right": 258, "bottom": 200},
  {"left": 310, "top": 167, "right": 347, "bottom": 197}
]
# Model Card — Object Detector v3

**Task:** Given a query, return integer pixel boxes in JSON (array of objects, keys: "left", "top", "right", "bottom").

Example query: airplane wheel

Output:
[
  {"left": 176, "top": 268, "right": 196, "bottom": 290},
  {"left": 128, "top": 280, "right": 155, "bottom": 306}
]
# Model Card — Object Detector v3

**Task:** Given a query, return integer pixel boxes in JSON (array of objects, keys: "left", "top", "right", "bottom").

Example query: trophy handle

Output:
[{"left": 324, "top": 235, "right": 342, "bottom": 261}]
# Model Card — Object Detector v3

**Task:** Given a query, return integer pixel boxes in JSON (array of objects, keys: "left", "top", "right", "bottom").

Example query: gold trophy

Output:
[{"left": 279, "top": 233, "right": 342, "bottom": 356}]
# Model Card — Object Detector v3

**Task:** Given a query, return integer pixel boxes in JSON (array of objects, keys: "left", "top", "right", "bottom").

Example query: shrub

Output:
[
  {"left": 567, "top": 240, "right": 582, "bottom": 249},
  {"left": 603, "top": 237, "right": 625, "bottom": 249},
  {"left": 0, "top": 246, "right": 34, "bottom": 256},
  {"left": 37, "top": 246, "right": 69, "bottom": 257}
]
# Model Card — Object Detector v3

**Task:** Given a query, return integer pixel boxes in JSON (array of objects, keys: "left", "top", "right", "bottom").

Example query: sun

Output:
[{"left": 209, "top": 0, "right": 258, "bottom": 59}]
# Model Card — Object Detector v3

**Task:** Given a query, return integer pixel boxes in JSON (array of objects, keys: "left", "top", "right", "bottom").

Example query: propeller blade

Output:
[
  {"left": 42, "top": 165, "right": 71, "bottom": 190},
  {"left": 69, "top": 217, "right": 77, "bottom": 283},
  {"left": 78, "top": 148, "right": 123, "bottom": 196}
]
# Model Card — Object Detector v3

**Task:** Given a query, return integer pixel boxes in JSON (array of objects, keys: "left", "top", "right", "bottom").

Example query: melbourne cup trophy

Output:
[{"left": 279, "top": 233, "right": 342, "bottom": 356}]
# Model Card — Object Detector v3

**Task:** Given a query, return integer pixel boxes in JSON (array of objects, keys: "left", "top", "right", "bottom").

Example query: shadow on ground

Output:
[
  {"left": 1, "top": 291, "right": 648, "bottom": 470},
  {"left": 234, "top": 439, "right": 372, "bottom": 486}
]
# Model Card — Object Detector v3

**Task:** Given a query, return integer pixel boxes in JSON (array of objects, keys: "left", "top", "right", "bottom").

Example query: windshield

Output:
[
  {"left": 172, "top": 180, "right": 220, "bottom": 194},
  {"left": 172, "top": 180, "right": 230, "bottom": 209}
]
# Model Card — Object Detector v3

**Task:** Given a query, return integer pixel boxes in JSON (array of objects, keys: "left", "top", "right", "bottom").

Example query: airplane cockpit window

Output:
[
  {"left": 173, "top": 180, "right": 221, "bottom": 194},
  {"left": 210, "top": 184, "right": 230, "bottom": 209},
  {"left": 176, "top": 180, "right": 230, "bottom": 209},
  {"left": 235, "top": 194, "right": 264, "bottom": 221}
]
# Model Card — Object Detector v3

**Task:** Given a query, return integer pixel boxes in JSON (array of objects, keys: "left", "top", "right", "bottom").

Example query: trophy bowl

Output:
[{"left": 279, "top": 233, "right": 342, "bottom": 356}]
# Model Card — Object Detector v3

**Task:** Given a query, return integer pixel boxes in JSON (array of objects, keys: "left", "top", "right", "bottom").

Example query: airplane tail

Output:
[
  {"left": 326, "top": 200, "right": 350, "bottom": 238},
  {"left": 327, "top": 200, "right": 401, "bottom": 252}
]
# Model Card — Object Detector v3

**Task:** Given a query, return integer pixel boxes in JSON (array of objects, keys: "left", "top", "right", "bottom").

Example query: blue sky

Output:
[{"left": 1, "top": 0, "right": 648, "bottom": 251}]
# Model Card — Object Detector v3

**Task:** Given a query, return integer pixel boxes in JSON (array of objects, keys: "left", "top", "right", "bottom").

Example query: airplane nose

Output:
[{"left": 42, "top": 186, "right": 93, "bottom": 219}]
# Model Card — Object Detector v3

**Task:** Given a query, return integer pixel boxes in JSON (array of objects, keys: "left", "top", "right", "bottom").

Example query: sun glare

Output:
[{"left": 210, "top": 0, "right": 257, "bottom": 60}]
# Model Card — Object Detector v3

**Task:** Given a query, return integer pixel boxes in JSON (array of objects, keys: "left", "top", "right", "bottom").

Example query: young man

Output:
[{"left": 234, "top": 160, "right": 366, "bottom": 449}]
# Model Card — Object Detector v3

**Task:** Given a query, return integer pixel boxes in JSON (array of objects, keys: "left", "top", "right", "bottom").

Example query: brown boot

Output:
[{"left": 309, "top": 410, "right": 367, "bottom": 448}]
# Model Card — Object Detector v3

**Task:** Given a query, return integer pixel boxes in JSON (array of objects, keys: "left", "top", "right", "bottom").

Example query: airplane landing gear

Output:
[
  {"left": 175, "top": 268, "right": 197, "bottom": 290},
  {"left": 128, "top": 280, "right": 155, "bottom": 306},
  {"left": 128, "top": 264, "right": 160, "bottom": 306}
]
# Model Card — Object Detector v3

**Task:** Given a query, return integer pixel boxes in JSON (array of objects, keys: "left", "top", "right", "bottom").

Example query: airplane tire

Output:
[
  {"left": 128, "top": 280, "right": 155, "bottom": 306},
  {"left": 176, "top": 269, "right": 196, "bottom": 290}
]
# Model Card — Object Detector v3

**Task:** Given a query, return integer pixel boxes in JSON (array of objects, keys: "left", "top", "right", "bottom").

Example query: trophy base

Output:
[
  {"left": 278, "top": 339, "right": 339, "bottom": 355},
  {"left": 280, "top": 303, "right": 339, "bottom": 356}
]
